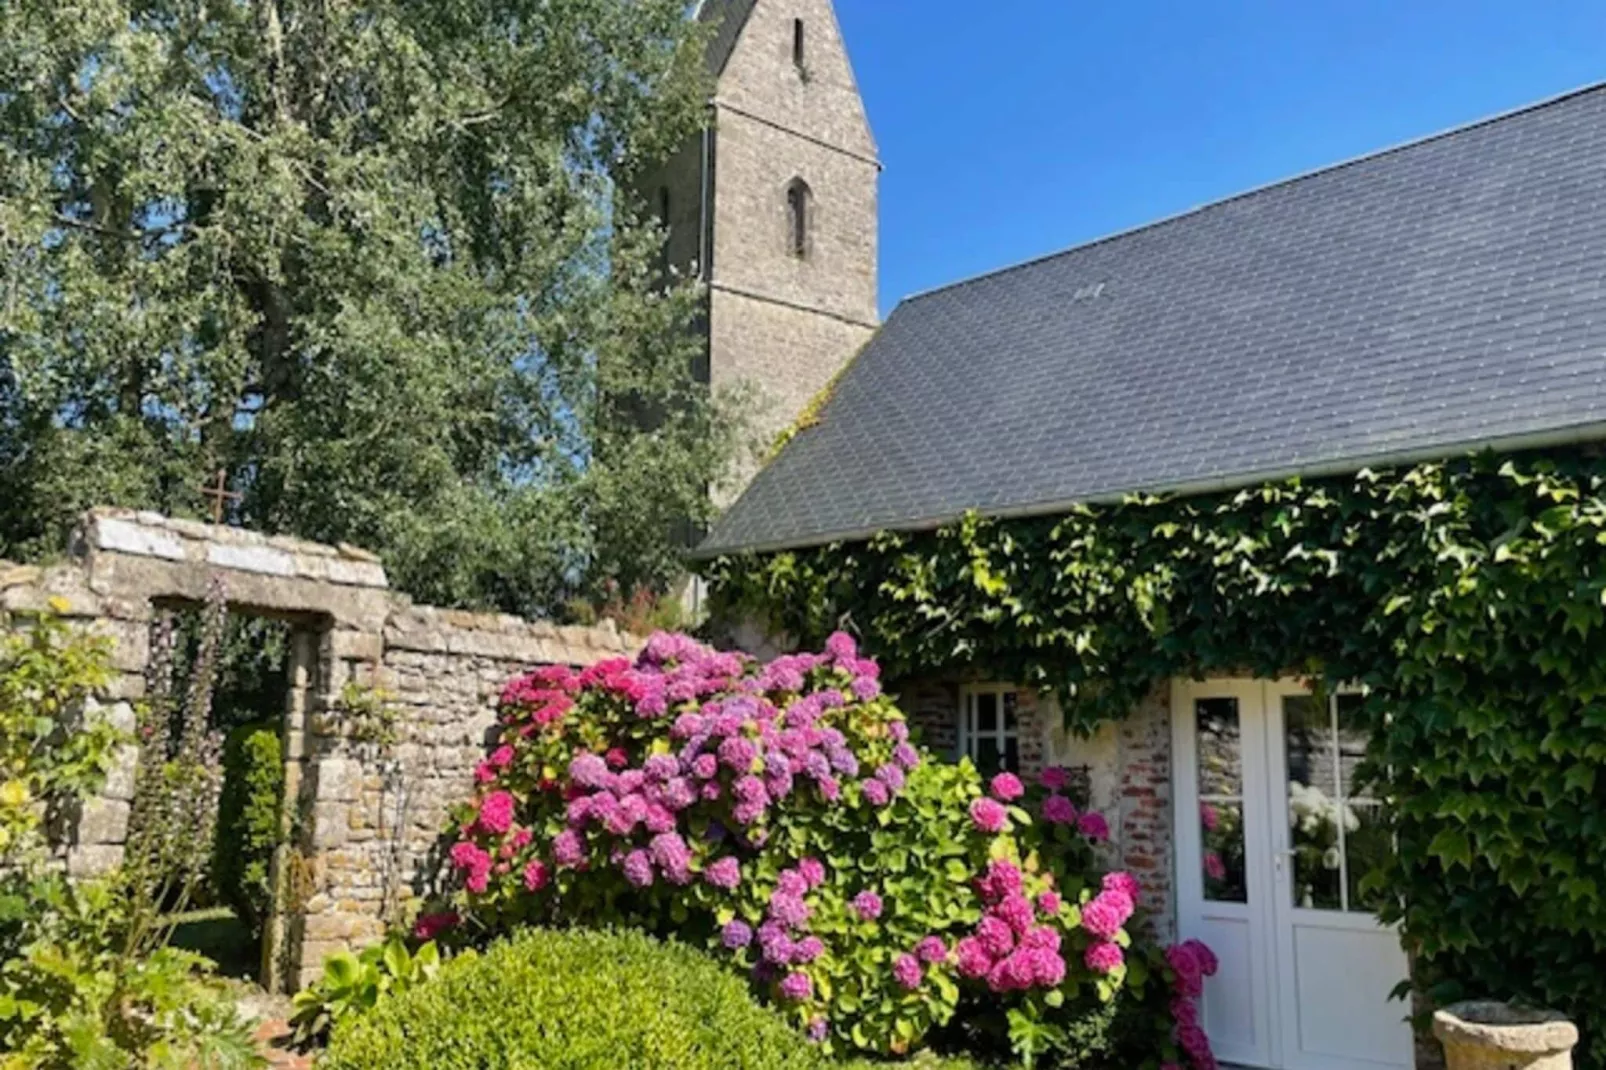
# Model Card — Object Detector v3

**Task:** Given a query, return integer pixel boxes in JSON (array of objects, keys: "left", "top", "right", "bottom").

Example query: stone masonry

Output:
[{"left": 1, "top": 508, "right": 636, "bottom": 991}]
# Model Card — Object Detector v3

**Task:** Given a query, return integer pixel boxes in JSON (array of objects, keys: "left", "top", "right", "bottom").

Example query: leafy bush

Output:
[
  {"left": 212, "top": 722, "right": 284, "bottom": 937},
  {"left": 324, "top": 928, "right": 877, "bottom": 1070},
  {"left": 421, "top": 633, "right": 1215, "bottom": 1067},
  {"left": 0, "top": 608, "right": 263, "bottom": 1068},
  {"left": 288, "top": 936, "right": 440, "bottom": 1046}
]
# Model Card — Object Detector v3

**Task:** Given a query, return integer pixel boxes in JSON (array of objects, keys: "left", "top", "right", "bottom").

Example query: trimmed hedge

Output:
[
  {"left": 323, "top": 928, "right": 856, "bottom": 1069},
  {"left": 211, "top": 721, "right": 282, "bottom": 937}
]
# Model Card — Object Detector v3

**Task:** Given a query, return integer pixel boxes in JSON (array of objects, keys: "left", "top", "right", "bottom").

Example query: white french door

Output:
[{"left": 1173, "top": 679, "right": 1414, "bottom": 1070}]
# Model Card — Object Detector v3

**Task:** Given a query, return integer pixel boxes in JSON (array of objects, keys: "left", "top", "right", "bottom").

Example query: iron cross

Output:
[{"left": 199, "top": 468, "right": 242, "bottom": 525}]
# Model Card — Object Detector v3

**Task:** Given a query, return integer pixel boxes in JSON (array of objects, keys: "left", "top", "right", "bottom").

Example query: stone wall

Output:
[{"left": 1, "top": 509, "right": 636, "bottom": 991}]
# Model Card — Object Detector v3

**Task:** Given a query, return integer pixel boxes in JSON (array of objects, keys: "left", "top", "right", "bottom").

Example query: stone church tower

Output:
[{"left": 652, "top": 0, "right": 880, "bottom": 495}]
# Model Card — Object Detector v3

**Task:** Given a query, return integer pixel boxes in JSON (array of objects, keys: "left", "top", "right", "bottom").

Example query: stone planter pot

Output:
[{"left": 1433, "top": 1001, "right": 1579, "bottom": 1070}]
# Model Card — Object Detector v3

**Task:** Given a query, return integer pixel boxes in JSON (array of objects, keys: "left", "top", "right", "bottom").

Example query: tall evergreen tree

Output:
[{"left": 0, "top": 0, "right": 737, "bottom": 618}]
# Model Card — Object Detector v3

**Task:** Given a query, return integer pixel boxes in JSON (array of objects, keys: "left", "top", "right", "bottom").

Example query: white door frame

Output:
[
  {"left": 1172, "top": 677, "right": 1279, "bottom": 1070},
  {"left": 1174, "top": 677, "right": 1413, "bottom": 1070}
]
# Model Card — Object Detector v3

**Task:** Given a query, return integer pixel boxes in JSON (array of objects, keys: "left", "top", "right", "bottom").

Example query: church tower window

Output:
[
  {"left": 792, "top": 19, "right": 807, "bottom": 75},
  {"left": 786, "top": 178, "right": 812, "bottom": 259}
]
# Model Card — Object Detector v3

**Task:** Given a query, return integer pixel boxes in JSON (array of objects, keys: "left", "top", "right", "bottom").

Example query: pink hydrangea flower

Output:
[
  {"left": 1078, "top": 811, "right": 1110, "bottom": 841},
  {"left": 955, "top": 936, "right": 992, "bottom": 978},
  {"left": 824, "top": 631, "right": 858, "bottom": 661},
  {"left": 552, "top": 829, "right": 585, "bottom": 868},
  {"left": 806, "top": 1017, "right": 829, "bottom": 1042},
  {"left": 793, "top": 936, "right": 825, "bottom": 964},
  {"left": 476, "top": 791, "right": 516, "bottom": 835},
  {"left": 976, "top": 915, "right": 1014, "bottom": 957},
  {"left": 970, "top": 797, "right": 1008, "bottom": 833},
  {"left": 798, "top": 857, "right": 826, "bottom": 888},
  {"left": 915, "top": 936, "right": 947, "bottom": 963},
  {"left": 995, "top": 894, "right": 1035, "bottom": 936},
  {"left": 989, "top": 771, "right": 1024, "bottom": 801},
  {"left": 569, "top": 753, "right": 611, "bottom": 790},
  {"left": 1021, "top": 925, "right": 1061, "bottom": 953},
  {"left": 977, "top": 858, "right": 1023, "bottom": 904},
  {"left": 1203, "top": 851, "right": 1227, "bottom": 881},
  {"left": 1039, "top": 765, "right": 1070, "bottom": 791},
  {"left": 622, "top": 849, "right": 654, "bottom": 888},
  {"left": 776, "top": 869, "right": 808, "bottom": 897},
  {"left": 523, "top": 859, "right": 549, "bottom": 891},
  {"left": 1081, "top": 889, "right": 1134, "bottom": 939},
  {"left": 1042, "top": 793, "right": 1078, "bottom": 824},
  {"left": 1085, "top": 940, "right": 1124, "bottom": 974},
  {"left": 1102, "top": 871, "right": 1142, "bottom": 904},
  {"left": 705, "top": 856, "right": 741, "bottom": 890},
  {"left": 1035, "top": 890, "right": 1062, "bottom": 916},
  {"left": 1200, "top": 802, "right": 1220, "bottom": 831},
  {"left": 1184, "top": 938, "right": 1220, "bottom": 977},
  {"left": 779, "top": 971, "right": 813, "bottom": 1001},
  {"left": 892, "top": 953, "right": 922, "bottom": 990},
  {"left": 722, "top": 920, "right": 752, "bottom": 948},
  {"left": 851, "top": 890, "right": 883, "bottom": 921},
  {"left": 862, "top": 778, "right": 891, "bottom": 807}
]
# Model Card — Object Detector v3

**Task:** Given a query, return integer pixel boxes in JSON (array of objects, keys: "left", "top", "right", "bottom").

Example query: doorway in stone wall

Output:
[{"left": 126, "top": 582, "right": 318, "bottom": 990}]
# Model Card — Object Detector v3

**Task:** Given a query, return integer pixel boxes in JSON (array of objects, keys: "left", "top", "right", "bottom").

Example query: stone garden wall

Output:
[{"left": 0, "top": 508, "right": 636, "bottom": 990}]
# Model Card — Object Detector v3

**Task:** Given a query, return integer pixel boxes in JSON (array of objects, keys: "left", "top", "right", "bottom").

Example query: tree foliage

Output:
[
  {"left": 0, "top": 0, "right": 736, "bottom": 617},
  {"left": 710, "top": 447, "right": 1606, "bottom": 1068}
]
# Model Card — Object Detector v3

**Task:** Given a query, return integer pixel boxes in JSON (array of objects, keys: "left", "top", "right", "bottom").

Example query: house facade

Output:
[{"left": 703, "top": 85, "right": 1606, "bottom": 1070}]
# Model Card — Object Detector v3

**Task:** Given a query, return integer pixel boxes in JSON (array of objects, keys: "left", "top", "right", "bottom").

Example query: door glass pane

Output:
[
  {"left": 1284, "top": 695, "right": 1343, "bottom": 910},
  {"left": 1196, "top": 697, "right": 1247, "bottom": 903},
  {"left": 1335, "top": 693, "right": 1370, "bottom": 798},
  {"left": 1346, "top": 801, "right": 1390, "bottom": 912},
  {"left": 975, "top": 692, "right": 998, "bottom": 734}
]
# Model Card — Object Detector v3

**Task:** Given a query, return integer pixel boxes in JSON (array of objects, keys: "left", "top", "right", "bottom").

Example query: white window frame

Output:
[{"left": 957, "top": 683, "right": 1020, "bottom": 771}]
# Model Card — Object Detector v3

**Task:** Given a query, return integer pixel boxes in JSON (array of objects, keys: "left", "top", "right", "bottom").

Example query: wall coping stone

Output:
[{"left": 82, "top": 508, "right": 388, "bottom": 589}]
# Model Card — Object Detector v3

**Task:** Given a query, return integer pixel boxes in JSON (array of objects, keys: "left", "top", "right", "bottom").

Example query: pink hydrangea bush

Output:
[{"left": 424, "top": 631, "right": 1214, "bottom": 1063}]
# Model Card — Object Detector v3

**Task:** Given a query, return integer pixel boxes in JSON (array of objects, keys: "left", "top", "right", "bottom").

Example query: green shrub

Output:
[
  {"left": 211, "top": 722, "right": 283, "bottom": 937},
  {"left": 321, "top": 928, "right": 851, "bottom": 1070},
  {"left": 288, "top": 936, "right": 440, "bottom": 1047}
]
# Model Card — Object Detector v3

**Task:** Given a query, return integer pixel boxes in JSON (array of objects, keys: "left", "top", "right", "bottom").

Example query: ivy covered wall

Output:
[{"left": 709, "top": 447, "right": 1606, "bottom": 1068}]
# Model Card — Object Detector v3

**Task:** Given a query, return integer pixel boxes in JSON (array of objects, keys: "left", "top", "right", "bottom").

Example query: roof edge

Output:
[
  {"left": 894, "top": 80, "right": 1606, "bottom": 311},
  {"left": 694, "top": 418, "right": 1606, "bottom": 559}
]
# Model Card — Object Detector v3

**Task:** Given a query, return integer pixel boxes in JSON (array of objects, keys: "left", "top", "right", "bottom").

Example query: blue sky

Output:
[{"left": 834, "top": 2, "right": 1606, "bottom": 317}]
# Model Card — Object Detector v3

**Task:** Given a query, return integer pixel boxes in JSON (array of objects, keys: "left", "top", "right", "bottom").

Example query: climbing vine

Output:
[{"left": 709, "top": 447, "right": 1606, "bottom": 1067}]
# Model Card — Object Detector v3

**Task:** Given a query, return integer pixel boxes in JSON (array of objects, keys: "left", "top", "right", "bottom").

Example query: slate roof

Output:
[
  {"left": 700, "top": 85, "right": 1606, "bottom": 556},
  {"left": 694, "top": 0, "right": 757, "bottom": 76}
]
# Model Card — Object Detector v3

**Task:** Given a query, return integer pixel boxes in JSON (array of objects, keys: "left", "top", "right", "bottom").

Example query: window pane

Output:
[
  {"left": 973, "top": 736, "right": 1001, "bottom": 777},
  {"left": 975, "top": 692, "right": 998, "bottom": 734},
  {"left": 1003, "top": 735, "right": 1019, "bottom": 772},
  {"left": 1002, "top": 691, "right": 1018, "bottom": 731},
  {"left": 1284, "top": 695, "right": 1343, "bottom": 909},
  {"left": 1196, "top": 698, "right": 1247, "bottom": 903},
  {"left": 1345, "top": 801, "right": 1391, "bottom": 914}
]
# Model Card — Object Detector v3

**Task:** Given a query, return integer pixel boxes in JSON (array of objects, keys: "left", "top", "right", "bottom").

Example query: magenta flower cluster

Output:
[
  {"left": 1165, "top": 939, "right": 1222, "bottom": 1070},
  {"left": 951, "top": 860, "right": 1069, "bottom": 992}
]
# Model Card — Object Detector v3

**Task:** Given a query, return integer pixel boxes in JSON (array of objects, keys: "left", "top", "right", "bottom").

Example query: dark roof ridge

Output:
[{"left": 897, "top": 80, "right": 1606, "bottom": 310}]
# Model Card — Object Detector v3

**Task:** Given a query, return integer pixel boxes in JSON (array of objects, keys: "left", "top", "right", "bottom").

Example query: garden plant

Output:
[{"left": 420, "top": 631, "right": 1219, "bottom": 1068}]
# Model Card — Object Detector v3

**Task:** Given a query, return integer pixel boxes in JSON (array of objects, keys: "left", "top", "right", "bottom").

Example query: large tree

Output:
[{"left": 0, "top": 0, "right": 738, "bottom": 618}]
